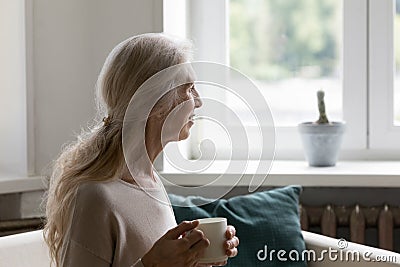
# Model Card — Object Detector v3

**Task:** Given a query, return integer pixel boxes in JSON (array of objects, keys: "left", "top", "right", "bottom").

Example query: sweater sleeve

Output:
[
  {"left": 131, "top": 258, "right": 145, "bottom": 267},
  {"left": 60, "top": 183, "right": 116, "bottom": 265},
  {"left": 61, "top": 239, "right": 111, "bottom": 267}
]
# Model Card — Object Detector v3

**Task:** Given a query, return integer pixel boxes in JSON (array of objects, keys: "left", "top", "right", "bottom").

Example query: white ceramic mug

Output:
[{"left": 196, "top": 217, "right": 228, "bottom": 264}]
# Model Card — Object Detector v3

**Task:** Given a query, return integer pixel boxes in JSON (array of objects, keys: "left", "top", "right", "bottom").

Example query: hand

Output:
[
  {"left": 224, "top": 225, "right": 239, "bottom": 258},
  {"left": 196, "top": 225, "right": 239, "bottom": 267},
  {"left": 141, "top": 220, "right": 210, "bottom": 267}
]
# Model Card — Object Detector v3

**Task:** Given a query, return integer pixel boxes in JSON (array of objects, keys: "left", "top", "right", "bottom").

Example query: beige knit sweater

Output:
[{"left": 59, "top": 178, "right": 177, "bottom": 267}]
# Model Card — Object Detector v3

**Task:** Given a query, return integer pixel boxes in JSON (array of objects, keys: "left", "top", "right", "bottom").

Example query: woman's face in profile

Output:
[{"left": 160, "top": 83, "right": 202, "bottom": 142}]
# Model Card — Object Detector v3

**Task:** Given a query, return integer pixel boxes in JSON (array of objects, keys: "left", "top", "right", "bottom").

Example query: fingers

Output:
[
  {"left": 184, "top": 231, "right": 210, "bottom": 262},
  {"left": 224, "top": 236, "right": 239, "bottom": 250},
  {"left": 181, "top": 237, "right": 209, "bottom": 267},
  {"left": 185, "top": 229, "right": 208, "bottom": 248},
  {"left": 224, "top": 232, "right": 239, "bottom": 260},
  {"left": 225, "top": 225, "right": 236, "bottom": 239},
  {"left": 207, "top": 260, "right": 228, "bottom": 266},
  {"left": 226, "top": 247, "right": 238, "bottom": 258},
  {"left": 165, "top": 220, "right": 199, "bottom": 240},
  {"left": 189, "top": 235, "right": 210, "bottom": 252}
]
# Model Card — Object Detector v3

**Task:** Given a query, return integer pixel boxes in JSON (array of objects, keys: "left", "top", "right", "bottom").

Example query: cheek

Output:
[
  {"left": 175, "top": 98, "right": 195, "bottom": 122},
  {"left": 184, "top": 98, "right": 195, "bottom": 114},
  {"left": 162, "top": 100, "right": 193, "bottom": 134}
]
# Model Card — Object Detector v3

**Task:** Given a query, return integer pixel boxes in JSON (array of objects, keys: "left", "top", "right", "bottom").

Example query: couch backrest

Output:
[
  {"left": 302, "top": 231, "right": 400, "bottom": 267},
  {"left": 0, "top": 230, "right": 50, "bottom": 267}
]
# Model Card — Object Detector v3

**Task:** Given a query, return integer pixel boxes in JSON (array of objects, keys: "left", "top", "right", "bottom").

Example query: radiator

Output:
[{"left": 300, "top": 204, "right": 400, "bottom": 251}]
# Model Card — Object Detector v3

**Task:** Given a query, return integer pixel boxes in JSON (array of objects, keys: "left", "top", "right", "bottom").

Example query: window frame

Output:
[
  {"left": 164, "top": 0, "right": 399, "bottom": 160},
  {"left": 0, "top": 0, "right": 33, "bottom": 176},
  {"left": 369, "top": 0, "right": 400, "bottom": 150}
]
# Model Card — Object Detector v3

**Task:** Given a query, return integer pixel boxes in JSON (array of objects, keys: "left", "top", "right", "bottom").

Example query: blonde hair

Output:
[{"left": 43, "top": 33, "right": 192, "bottom": 266}]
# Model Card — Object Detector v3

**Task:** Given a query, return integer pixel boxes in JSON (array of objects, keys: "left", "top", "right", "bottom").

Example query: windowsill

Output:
[
  {"left": 0, "top": 160, "right": 399, "bottom": 195},
  {"left": 0, "top": 175, "right": 45, "bottom": 194},
  {"left": 160, "top": 160, "right": 400, "bottom": 188}
]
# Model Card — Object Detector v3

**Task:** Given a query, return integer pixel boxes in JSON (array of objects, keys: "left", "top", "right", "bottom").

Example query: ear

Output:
[
  {"left": 155, "top": 111, "right": 164, "bottom": 119},
  {"left": 149, "top": 104, "right": 163, "bottom": 119}
]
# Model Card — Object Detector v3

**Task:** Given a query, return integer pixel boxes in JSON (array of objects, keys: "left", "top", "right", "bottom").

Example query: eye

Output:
[{"left": 189, "top": 85, "right": 195, "bottom": 94}]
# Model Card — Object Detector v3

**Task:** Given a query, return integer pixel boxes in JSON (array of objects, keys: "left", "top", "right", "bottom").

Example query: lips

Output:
[{"left": 189, "top": 114, "right": 196, "bottom": 121}]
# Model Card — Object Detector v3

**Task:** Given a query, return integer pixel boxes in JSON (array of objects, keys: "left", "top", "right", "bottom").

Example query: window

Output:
[
  {"left": 393, "top": 0, "right": 400, "bottom": 125},
  {"left": 164, "top": 0, "right": 398, "bottom": 160},
  {"left": 0, "top": 0, "right": 31, "bottom": 176},
  {"left": 230, "top": 0, "right": 343, "bottom": 126},
  {"left": 369, "top": 0, "right": 400, "bottom": 150}
]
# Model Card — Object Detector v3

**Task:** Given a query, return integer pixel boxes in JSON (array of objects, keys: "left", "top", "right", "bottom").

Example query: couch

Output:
[{"left": 1, "top": 230, "right": 399, "bottom": 266}]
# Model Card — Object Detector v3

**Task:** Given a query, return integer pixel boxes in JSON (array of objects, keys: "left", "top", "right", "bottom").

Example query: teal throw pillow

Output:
[{"left": 168, "top": 186, "right": 307, "bottom": 267}]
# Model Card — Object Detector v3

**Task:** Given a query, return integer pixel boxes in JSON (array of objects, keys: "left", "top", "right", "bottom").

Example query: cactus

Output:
[{"left": 315, "top": 90, "right": 329, "bottom": 124}]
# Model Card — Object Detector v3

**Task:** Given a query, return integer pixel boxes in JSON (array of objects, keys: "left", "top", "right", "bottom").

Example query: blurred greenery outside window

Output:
[{"left": 229, "top": 0, "right": 400, "bottom": 126}]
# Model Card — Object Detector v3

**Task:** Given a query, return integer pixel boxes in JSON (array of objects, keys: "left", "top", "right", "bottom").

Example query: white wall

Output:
[
  {"left": 0, "top": 0, "right": 28, "bottom": 176},
  {"left": 31, "top": 0, "right": 163, "bottom": 174}
]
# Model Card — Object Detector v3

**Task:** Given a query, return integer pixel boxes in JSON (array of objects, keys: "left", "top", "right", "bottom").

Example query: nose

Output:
[
  {"left": 193, "top": 87, "right": 202, "bottom": 109},
  {"left": 194, "top": 96, "right": 202, "bottom": 109}
]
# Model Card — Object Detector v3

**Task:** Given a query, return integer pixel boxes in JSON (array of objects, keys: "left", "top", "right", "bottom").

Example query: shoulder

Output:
[
  {"left": 66, "top": 181, "right": 119, "bottom": 264},
  {"left": 76, "top": 180, "right": 118, "bottom": 208},
  {"left": 70, "top": 180, "right": 120, "bottom": 238},
  {"left": 72, "top": 180, "right": 123, "bottom": 221}
]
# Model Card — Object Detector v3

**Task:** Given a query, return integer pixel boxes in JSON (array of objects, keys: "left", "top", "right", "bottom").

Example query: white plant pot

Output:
[{"left": 298, "top": 122, "right": 346, "bottom": 167}]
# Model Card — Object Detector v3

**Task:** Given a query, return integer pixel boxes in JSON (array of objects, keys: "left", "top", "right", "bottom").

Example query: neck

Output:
[
  {"left": 120, "top": 119, "right": 164, "bottom": 187},
  {"left": 145, "top": 119, "right": 164, "bottom": 164}
]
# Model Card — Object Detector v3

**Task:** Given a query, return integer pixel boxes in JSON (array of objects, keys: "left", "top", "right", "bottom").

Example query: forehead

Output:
[{"left": 175, "top": 63, "right": 196, "bottom": 84}]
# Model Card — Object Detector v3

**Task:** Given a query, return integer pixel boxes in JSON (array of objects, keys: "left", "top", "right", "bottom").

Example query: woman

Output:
[{"left": 43, "top": 33, "right": 239, "bottom": 267}]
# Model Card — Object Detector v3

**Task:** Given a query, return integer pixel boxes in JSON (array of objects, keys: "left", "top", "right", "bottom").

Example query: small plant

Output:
[
  {"left": 315, "top": 90, "right": 329, "bottom": 124},
  {"left": 298, "top": 89, "right": 345, "bottom": 167}
]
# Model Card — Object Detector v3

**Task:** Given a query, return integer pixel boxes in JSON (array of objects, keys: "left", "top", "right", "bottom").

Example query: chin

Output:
[
  {"left": 178, "top": 130, "right": 190, "bottom": 141},
  {"left": 178, "top": 124, "right": 192, "bottom": 141}
]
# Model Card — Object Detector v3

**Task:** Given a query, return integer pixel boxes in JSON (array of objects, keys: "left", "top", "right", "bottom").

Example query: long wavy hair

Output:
[{"left": 43, "top": 33, "right": 192, "bottom": 266}]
